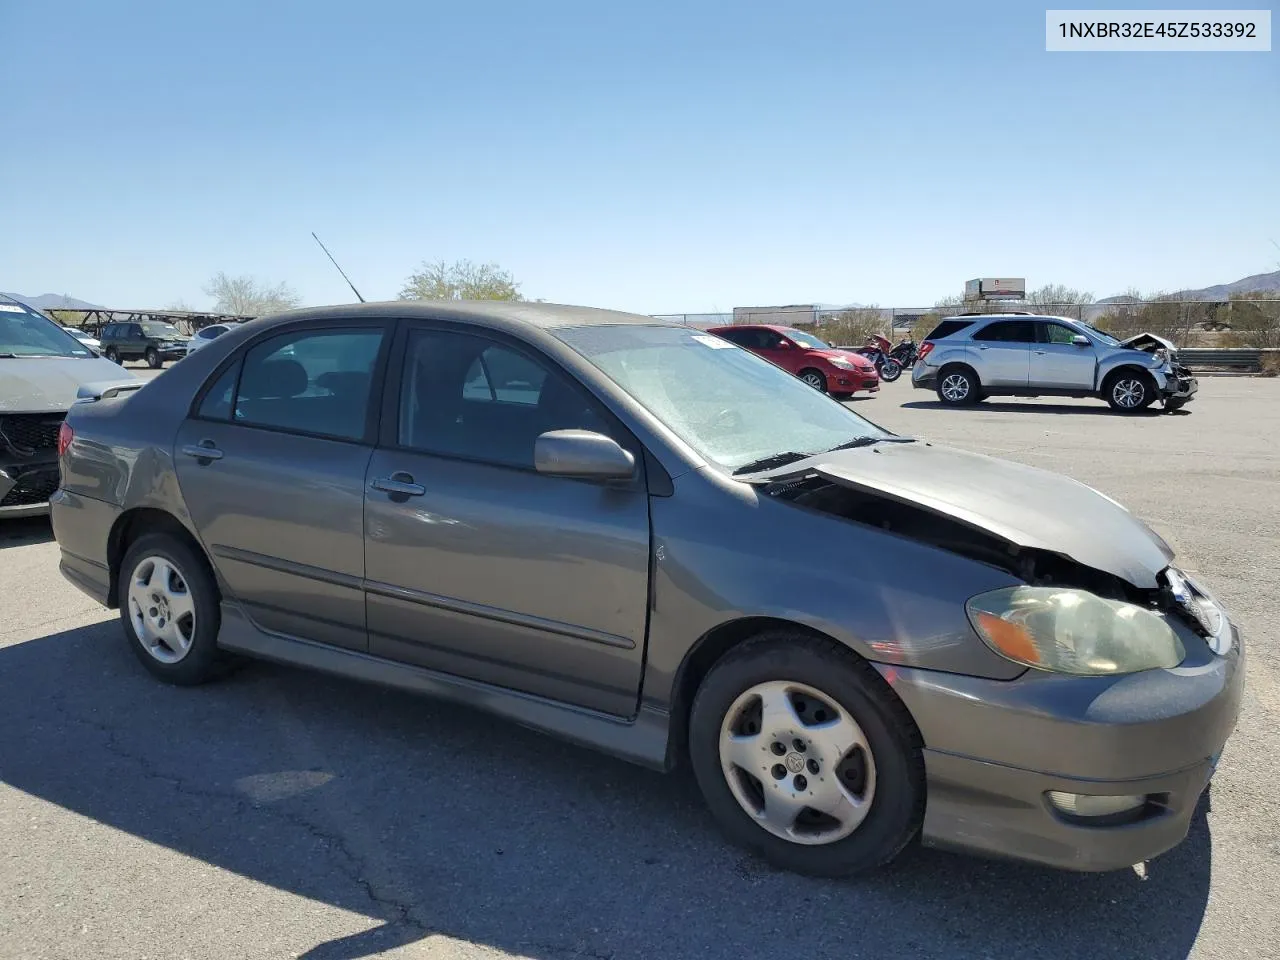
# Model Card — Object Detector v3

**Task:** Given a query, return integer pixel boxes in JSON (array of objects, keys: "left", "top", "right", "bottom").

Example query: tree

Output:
[
  {"left": 203, "top": 272, "right": 301, "bottom": 317},
  {"left": 817, "top": 306, "right": 890, "bottom": 346},
  {"left": 399, "top": 259, "right": 523, "bottom": 302}
]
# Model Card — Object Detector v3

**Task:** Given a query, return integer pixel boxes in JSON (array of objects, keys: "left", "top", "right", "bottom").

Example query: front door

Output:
[
  {"left": 755, "top": 329, "right": 800, "bottom": 375},
  {"left": 173, "top": 321, "right": 389, "bottom": 652},
  {"left": 967, "top": 319, "right": 1035, "bottom": 387},
  {"left": 1031, "top": 321, "right": 1098, "bottom": 389},
  {"left": 363, "top": 324, "right": 651, "bottom": 717}
]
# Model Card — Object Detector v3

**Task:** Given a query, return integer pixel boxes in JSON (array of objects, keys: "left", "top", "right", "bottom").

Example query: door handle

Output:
[
  {"left": 370, "top": 473, "right": 425, "bottom": 497},
  {"left": 180, "top": 442, "right": 223, "bottom": 461},
  {"left": 1034, "top": 350, "right": 1047, "bottom": 355},
  {"left": 977, "top": 344, "right": 989, "bottom": 350}
]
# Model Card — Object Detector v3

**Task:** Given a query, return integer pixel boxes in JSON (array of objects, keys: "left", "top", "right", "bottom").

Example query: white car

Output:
[
  {"left": 62, "top": 326, "right": 101, "bottom": 351},
  {"left": 184, "top": 322, "right": 241, "bottom": 356}
]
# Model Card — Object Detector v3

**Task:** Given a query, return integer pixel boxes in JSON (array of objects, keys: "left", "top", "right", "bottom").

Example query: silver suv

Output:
[{"left": 911, "top": 314, "right": 1198, "bottom": 413}]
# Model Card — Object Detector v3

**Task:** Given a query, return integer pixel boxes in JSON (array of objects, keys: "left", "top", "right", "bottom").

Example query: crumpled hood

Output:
[
  {"left": 0, "top": 357, "right": 139, "bottom": 413},
  {"left": 1120, "top": 331, "right": 1177, "bottom": 354},
  {"left": 808, "top": 441, "right": 1173, "bottom": 588}
]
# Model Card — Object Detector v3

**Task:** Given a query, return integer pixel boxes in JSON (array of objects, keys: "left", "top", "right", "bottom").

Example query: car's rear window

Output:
[{"left": 923, "top": 319, "right": 974, "bottom": 341}]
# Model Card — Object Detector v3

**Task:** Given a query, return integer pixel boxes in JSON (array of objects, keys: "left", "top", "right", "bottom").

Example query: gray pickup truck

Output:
[{"left": 1, "top": 297, "right": 140, "bottom": 517}]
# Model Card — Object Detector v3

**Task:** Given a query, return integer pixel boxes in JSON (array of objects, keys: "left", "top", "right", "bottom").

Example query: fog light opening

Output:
[{"left": 1046, "top": 791, "right": 1150, "bottom": 824}]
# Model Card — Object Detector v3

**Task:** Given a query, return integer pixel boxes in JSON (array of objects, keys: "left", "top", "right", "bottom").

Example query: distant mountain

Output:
[
  {"left": 1, "top": 292, "right": 103, "bottom": 310},
  {"left": 1099, "top": 269, "right": 1280, "bottom": 304}
]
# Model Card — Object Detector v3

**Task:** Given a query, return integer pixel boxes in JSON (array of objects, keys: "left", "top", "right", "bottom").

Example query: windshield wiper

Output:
[
  {"left": 732, "top": 451, "right": 815, "bottom": 476},
  {"left": 824, "top": 435, "right": 915, "bottom": 452}
]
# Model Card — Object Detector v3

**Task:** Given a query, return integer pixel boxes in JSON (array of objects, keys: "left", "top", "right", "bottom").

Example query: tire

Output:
[
  {"left": 688, "top": 632, "right": 925, "bottom": 877},
  {"left": 935, "top": 365, "right": 979, "bottom": 406},
  {"left": 145, "top": 346, "right": 161, "bottom": 369},
  {"left": 878, "top": 359, "right": 902, "bottom": 383},
  {"left": 1103, "top": 370, "right": 1156, "bottom": 413},
  {"left": 1165, "top": 398, "right": 1187, "bottom": 412},
  {"left": 118, "top": 532, "right": 230, "bottom": 685},
  {"left": 799, "top": 369, "right": 827, "bottom": 393},
  {"left": 104, "top": 346, "right": 120, "bottom": 364}
]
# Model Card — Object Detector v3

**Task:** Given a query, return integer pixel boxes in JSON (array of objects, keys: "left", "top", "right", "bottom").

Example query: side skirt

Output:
[{"left": 216, "top": 603, "right": 673, "bottom": 771}]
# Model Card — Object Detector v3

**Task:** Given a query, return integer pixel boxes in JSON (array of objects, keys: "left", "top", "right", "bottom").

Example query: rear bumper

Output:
[
  {"left": 911, "top": 367, "right": 938, "bottom": 389},
  {"left": 882, "top": 622, "right": 1244, "bottom": 871},
  {"left": 50, "top": 489, "right": 120, "bottom": 606}
]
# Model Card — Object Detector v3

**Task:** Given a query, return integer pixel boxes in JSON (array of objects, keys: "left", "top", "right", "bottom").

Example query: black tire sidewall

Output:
[
  {"left": 880, "top": 361, "right": 902, "bottom": 382},
  {"left": 105, "top": 347, "right": 119, "bottom": 363},
  {"left": 118, "top": 533, "right": 225, "bottom": 685},
  {"left": 688, "top": 635, "right": 924, "bottom": 877},
  {"left": 146, "top": 348, "right": 160, "bottom": 368}
]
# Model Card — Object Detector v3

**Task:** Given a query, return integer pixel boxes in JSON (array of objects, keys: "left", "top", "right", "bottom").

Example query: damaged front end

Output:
[
  {"left": 758, "top": 443, "right": 1220, "bottom": 642},
  {"left": 1119, "top": 332, "right": 1198, "bottom": 407}
]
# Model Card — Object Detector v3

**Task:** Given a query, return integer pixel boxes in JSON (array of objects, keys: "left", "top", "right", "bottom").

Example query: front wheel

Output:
[
  {"left": 799, "top": 369, "right": 827, "bottom": 392},
  {"left": 688, "top": 633, "right": 925, "bottom": 877},
  {"left": 878, "top": 359, "right": 902, "bottom": 382},
  {"left": 104, "top": 346, "right": 120, "bottom": 364},
  {"left": 145, "top": 347, "right": 161, "bottom": 368},
  {"left": 1104, "top": 372, "right": 1156, "bottom": 412},
  {"left": 1165, "top": 398, "right": 1187, "bottom": 412}
]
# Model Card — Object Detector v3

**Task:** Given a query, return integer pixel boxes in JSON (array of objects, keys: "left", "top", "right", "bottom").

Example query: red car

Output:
[{"left": 705, "top": 324, "right": 880, "bottom": 399}]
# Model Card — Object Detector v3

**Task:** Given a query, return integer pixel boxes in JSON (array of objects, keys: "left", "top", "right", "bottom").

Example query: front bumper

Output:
[
  {"left": 1159, "top": 365, "right": 1198, "bottom": 402},
  {"left": 831, "top": 370, "right": 879, "bottom": 393},
  {"left": 882, "top": 622, "right": 1244, "bottom": 871},
  {"left": 0, "top": 458, "right": 60, "bottom": 517}
]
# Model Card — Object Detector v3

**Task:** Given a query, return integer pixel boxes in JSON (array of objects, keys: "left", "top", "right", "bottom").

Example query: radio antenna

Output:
[{"left": 311, "top": 232, "right": 366, "bottom": 303}]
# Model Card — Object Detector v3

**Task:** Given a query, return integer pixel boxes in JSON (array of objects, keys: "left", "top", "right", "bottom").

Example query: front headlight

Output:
[
  {"left": 967, "top": 586, "right": 1185, "bottom": 676},
  {"left": 828, "top": 356, "right": 855, "bottom": 370}
]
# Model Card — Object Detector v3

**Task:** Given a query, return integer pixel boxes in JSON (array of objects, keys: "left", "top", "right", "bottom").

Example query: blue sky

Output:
[{"left": 1, "top": 0, "right": 1276, "bottom": 313}]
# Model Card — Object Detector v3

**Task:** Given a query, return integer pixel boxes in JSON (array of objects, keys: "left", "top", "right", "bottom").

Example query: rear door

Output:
[
  {"left": 1031, "top": 321, "right": 1097, "bottom": 389},
  {"left": 362, "top": 322, "right": 651, "bottom": 716},
  {"left": 173, "top": 320, "right": 390, "bottom": 651},
  {"left": 968, "top": 320, "right": 1034, "bottom": 387}
]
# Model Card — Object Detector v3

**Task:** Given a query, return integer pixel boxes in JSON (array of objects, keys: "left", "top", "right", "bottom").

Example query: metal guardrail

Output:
[{"left": 1178, "top": 347, "right": 1270, "bottom": 371}]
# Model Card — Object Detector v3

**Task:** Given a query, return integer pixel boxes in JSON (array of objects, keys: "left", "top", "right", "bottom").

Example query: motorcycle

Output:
[
  {"left": 888, "top": 338, "right": 918, "bottom": 371},
  {"left": 854, "top": 334, "right": 904, "bottom": 382}
]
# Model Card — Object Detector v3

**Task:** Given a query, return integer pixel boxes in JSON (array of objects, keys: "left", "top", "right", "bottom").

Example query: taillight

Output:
[
  {"left": 918, "top": 341, "right": 936, "bottom": 360},
  {"left": 57, "top": 422, "right": 74, "bottom": 457}
]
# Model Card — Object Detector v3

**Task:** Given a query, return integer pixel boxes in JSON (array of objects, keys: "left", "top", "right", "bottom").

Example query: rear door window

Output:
[{"left": 217, "top": 328, "right": 385, "bottom": 441}]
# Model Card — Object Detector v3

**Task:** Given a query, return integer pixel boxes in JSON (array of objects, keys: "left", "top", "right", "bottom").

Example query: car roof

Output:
[
  {"left": 943, "top": 313, "right": 1080, "bottom": 325},
  {"left": 248, "top": 300, "right": 671, "bottom": 337},
  {"left": 706, "top": 323, "right": 792, "bottom": 332}
]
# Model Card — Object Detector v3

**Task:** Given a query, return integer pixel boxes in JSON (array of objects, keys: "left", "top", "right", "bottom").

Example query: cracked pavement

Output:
[{"left": 1, "top": 376, "right": 1278, "bottom": 959}]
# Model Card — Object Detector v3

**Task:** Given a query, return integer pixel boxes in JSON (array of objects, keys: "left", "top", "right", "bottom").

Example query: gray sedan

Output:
[{"left": 50, "top": 301, "right": 1243, "bottom": 877}]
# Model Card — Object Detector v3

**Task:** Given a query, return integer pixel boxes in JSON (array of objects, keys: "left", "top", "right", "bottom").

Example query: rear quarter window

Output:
[{"left": 924, "top": 320, "right": 974, "bottom": 340}]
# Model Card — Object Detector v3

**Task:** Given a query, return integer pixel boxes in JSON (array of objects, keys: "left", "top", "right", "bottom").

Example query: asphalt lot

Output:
[{"left": 2, "top": 372, "right": 1278, "bottom": 960}]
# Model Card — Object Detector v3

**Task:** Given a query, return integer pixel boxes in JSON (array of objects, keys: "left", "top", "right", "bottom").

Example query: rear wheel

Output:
[
  {"left": 688, "top": 633, "right": 924, "bottom": 877},
  {"left": 1103, "top": 371, "right": 1156, "bottom": 412},
  {"left": 145, "top": 346, "right": 161, "bottom": 368},
  {"left": 118, "top": 532, "right": 231, "bottom": 685},
  {"left": 936, "top": 366, "right": 979, "bottom": 405},
  {"left": 799, "top": 369, "right": 827, "bottom": 393},
  {"left": 878, "top": 359, "right": 902, "bottom": 382}
]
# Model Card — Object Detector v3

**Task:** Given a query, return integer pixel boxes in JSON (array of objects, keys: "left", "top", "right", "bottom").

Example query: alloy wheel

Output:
[
  {"left": 718, "top": 680, "right": 877, "bottom": 846},
  {"left": 1113, "top": 378, "right": 1145, "bottom": 408},
  {"left": 801, "top": 372, "right": 825, "bottom": 390},
  {"left": 940, "top": 373, "right": 970, "bottom": 402},
  {"left": 127, "top": 556, "right": 197, "bottom": 664}
]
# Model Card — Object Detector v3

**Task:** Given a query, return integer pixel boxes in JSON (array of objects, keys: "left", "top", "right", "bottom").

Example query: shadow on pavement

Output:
[
  {"left": 0, "top": 622, "right": 1213, "bottom": 960},
  {"left": 0, "top": 516, "right": 54, "bottom": 548}
]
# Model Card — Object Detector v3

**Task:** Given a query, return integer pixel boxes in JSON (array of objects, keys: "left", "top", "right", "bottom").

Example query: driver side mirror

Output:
[
  {"left": 535, "top": 429, "right": 636, "bottom": 480},
  {"left": 1071, "top": 334, "right": 1090, "bottom": 347}
]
